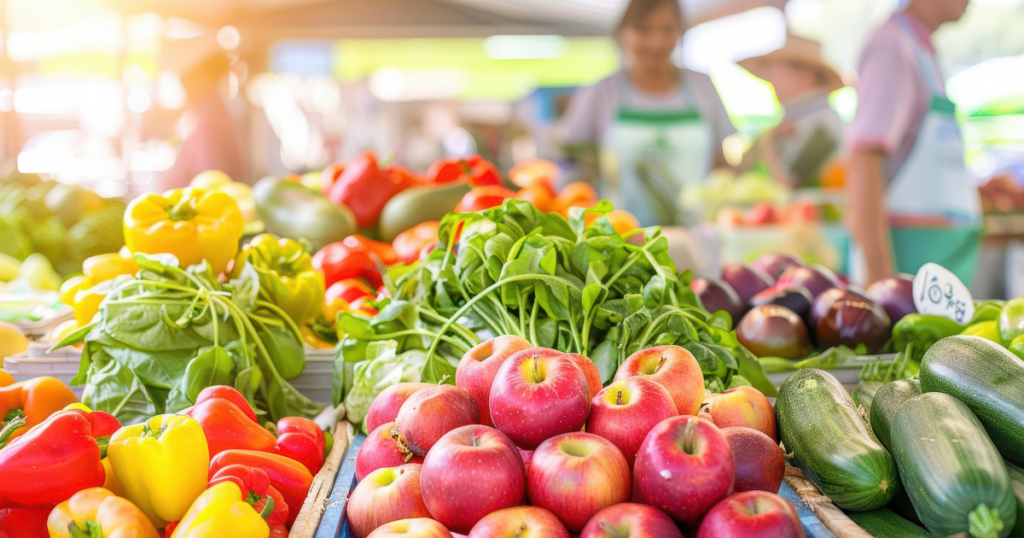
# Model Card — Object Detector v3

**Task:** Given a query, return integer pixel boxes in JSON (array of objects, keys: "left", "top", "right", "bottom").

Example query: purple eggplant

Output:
[
  {"left": 816, "top": 292, "right": 892, "bottom": 354},
  {"left": 737, "top": 305, "right": 814, "bottom": 360},
  {"left": 866, "top": 276, "right": 916, "bottom": 324},
  {"left": 751, "top": 253, "right": 805, "bottom": 281},
  {"left": 721, "top": 264, "right": 774, "bottom": 307},
  {"left": 692, "top": 278, "right": 745, "bottom": 327}
]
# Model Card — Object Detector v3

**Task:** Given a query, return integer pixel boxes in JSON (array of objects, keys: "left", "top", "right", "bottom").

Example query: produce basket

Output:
[{"left": 313, "top": 435, "right": 840, "bottom": 538}]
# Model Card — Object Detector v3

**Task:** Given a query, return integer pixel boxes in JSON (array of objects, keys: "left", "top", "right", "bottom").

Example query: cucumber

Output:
[
  {"left": 776, "top": 369, "right": 899, "bottom": 511},
  {"left": 847, "top": 508, "right": 936, "bottom": 538},
  {"left": 869, "top": 378, "right": 922, "bottom": 452},
  {"left": 378, "top": 182, "right": 472, "bottom": 241},
  {"left": 920, "top": 335, "right": 1024, "bottom": 466},
  {"left": 891, "top": 392, "right": 1017, "bottom": 538},
  {"left": 1007, "top": 461, "right": 1024, "bottom": 538}
]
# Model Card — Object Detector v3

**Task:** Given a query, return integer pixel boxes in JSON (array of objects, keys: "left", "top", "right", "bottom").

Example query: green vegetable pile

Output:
[
  {"left": 0, "top": 172, "right": 127, "bottom": 277},
  {"left": 53, "top": 253, "right": 321, "bottom": 425},
  {"left": 335, "top": 199, "right": 774, "bottom": 425}
]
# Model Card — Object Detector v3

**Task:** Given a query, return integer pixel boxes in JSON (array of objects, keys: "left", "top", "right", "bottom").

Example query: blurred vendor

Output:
[
  {"left": 846, "top": 0, "right": 979, "bottom": 285},
  {"left": 562, "top": 0, "right": 736, "bottom": 227},
  {"left": 157, "top": 34, "right": 247, "bottom": 191},
  {"left": 739, "top": 35, "right": 846, "bottom": 188}
]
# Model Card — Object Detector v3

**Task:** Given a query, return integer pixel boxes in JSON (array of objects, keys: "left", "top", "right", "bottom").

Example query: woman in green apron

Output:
[
  {"left": 846, "top": 0, "right": 980, "bottom": 286},
  {"left": 561, "top": 0, "right": 736, "bottom": 228}
]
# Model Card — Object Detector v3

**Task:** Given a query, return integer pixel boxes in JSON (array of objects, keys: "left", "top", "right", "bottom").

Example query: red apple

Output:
[
  {"left": 565, "top": 353, "right": 604, "bottom": 400},
  {"left": 489, "top": 348, "right": 590, "bottom": 450},
  {"left": 420, "top": 425, "right": 526, "bottom": 534},
  {"left": 396, "top": 385, "right": 480, "bottom": 457},
  {"left": 467, "top": 507, "right": 569, "bottom": 538},
  {"left": 704, "top": 386, "right": 777, "bottom": 441},
  {"left": 586, "top": 378, "right": 678, "bottom": 469},
  {"left": 347, "top": 464, "right": 430, "bottom": 538},
  {"left": 456, "top": 336, "right": 533, "bottom": 427},
  {"left": 632, "top": 416, "right": 734, "bottom": 526},
  {"left": 518, "top": 448, "right": 534, "bottom": 475},
  {"left": 528, "top": 432, "right": 631, "bottom": 533},
  {"left": 695, "top": 491, "right": 804, "bottom": 538},
  {"left": 367, "top": 383, "right": 433, "bottom": 434},
  {"left": 366, "top": 518, "right": 453, "bottom": 538},
  {"left": 614, "top": 345, "right": 705, "bottom": 416},
  {"left": 356, "top": 422, "right": 424, "bottom": 482},
  {"left": 578, "top": 503, "right": 684, "bottom": 538},
  {"left": 721, "top": 427, "right": 784, "bottom": 494}
]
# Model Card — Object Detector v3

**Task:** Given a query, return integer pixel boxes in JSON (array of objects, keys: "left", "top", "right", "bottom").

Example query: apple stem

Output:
[
  {"left": 532, "top": 357, "right": 540, "bottom": 383},
  {"left": 682, "top": 420, "right": 699, "bottom": 455},
  {"left": 513, "top": 524, "right": 528, "bottom": 538},
  {"left": 598, "top": 521, "right": 628, "bottom": 538},
  {"left": 658, "top": 356, "right": 666, "bottom": 371},
  {"left": 616, "top": 390, "right": 623, "bottom": 406}
]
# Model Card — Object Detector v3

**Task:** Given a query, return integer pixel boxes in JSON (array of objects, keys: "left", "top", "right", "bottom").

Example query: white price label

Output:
[{"left": 912, "top": 263, "right": 974, "bottom": 324}]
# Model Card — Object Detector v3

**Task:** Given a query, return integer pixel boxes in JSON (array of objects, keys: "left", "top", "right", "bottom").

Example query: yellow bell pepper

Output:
[
  {"left": 83, "top": 254, "right": 139, "bottom": 284},
  {"left": 107, "top": 415, "right": 210, "bottom": 529},
  {"left": 168, "top": 482, "right": 270, "bottom": 538},
  {"left": 123, "top": 188, "right": 244, "bottom": 276},
  {"left": 190, "top": 171, "right": 256, "bottom": 224},
  {"left": 60, "top": 253, "right": 139, "bottom": 326},
  {"left": 47, "top": 487, "right": 159, "bottom": 538},
  {"left": 101, "top": 458, "right": 124, "bottom": 497}
]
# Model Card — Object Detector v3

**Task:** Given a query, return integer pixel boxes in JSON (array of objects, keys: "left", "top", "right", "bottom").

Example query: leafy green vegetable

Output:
[
  {"left": 53, "top": 253, "right": 321, "bottom": 425},
  {"left": 343, "top": 340, "right": 427, "bottom": 432},
  {"left": 334, "top": 199, "right": 769, "bottom": 409}
]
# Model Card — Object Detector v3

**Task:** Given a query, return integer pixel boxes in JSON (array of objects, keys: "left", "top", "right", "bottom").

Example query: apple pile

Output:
[{"left": 349, "top": 338, "right": 803, "bottom": 538}]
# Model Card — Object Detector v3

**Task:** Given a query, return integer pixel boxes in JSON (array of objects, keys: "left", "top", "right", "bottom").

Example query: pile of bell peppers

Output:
[
  {"left": 0, "top": 377, "right": 328, "bottom": 537},
  {"left": 323, "top": 152, "right": 422, "bottom": 230}
]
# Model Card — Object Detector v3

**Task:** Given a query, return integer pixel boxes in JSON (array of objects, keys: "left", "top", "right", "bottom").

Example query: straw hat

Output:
[{"left": 739, "top": 34, "right": 845, "bottom": 93}]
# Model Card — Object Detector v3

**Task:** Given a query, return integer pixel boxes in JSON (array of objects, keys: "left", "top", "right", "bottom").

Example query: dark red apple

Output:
[
  {"left": 586, "top": 377, "right": 678, "bottom": 469},
  {"left": 420, "top": 425, "right": 526, "bottom": 533},
  {"left": 467, "top": 507, "right": 569, "bottom": 538},
  {"left": 578, "top": 503, "right": 684, "bottom": 538},
  {"left": 455, "top": 335, "right": 533, "bottom": 428},
  {"left": 736, "top": 305, "right": 813, "bottom": 360},
  {"left": 366, "top": 383, "right": 433, "bottom": 434},
  {"left": 528, "top": 432, "right": 632, "bottom": 533},
  {"left": 816, "top": 291, "right": 891, "bottom": 354},
  {"left": 356, "top": 422, "right": 424, "bottom": 482},
  {"left": 695, "top": 491, "right": 804, "bottom": 538},
  {"left": 720, "top": 427, "right": 784, "bottom": 493},
  {"left": 347, "top": 464, "right": 431, "bottom": 538},
  {"left": 720, "top": 265, "right": 774, "bottom": 306},
  {"left": 489, "top": 348, "right": 590, "bottom": 450},
  {"left": 752, "top": 253, "right": 804, "bottom": 281},
  {"left": 632, "top": 416, "right": 734, "bottom": 526},
  {"left": 866, "top": 275, "right": 916, "bottom": 324},
  {"left": 691, "top": 278, "right": 745, "bottom": 326},
  {"left": 775, "top": 265, "right": 841, "bottom": 300},
  {"left": 396, "top": 385, "right": 480, "bottom": 457}
]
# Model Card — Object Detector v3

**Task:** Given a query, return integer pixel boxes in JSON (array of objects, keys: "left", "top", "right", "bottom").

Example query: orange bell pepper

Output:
[
  {"left": 516, "top": 183, "right": 558, "bottom": 213},
  {"left": 455, "top": 186, "right": 517, "bottom": 213},
  {"left": 46, "top": 488, "right": 159, "bottom": 538},
  {"left": 392, "top": 221, "right": 440, "bottom": 264},
  {"left": 554, "top": 181, "right": 598, "bottom": 213},
  {"left": 509, "top": 158, "right": 558, "bottom": 188},
  {"left": 0, "top": 377, "right": 78, "bottom": 441}
]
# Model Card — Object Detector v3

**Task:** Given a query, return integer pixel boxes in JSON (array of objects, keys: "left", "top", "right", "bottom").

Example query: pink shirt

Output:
[
  {"left": 157, "top": 94, "right": 247, "bottom": 192},
  {"left": 846, "top": 13, "right": 945, "bottom": 182}
]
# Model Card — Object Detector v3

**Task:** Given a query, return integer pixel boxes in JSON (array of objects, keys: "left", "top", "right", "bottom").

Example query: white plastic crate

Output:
[
  {"left": 291, "top": 348, "right": 335, "bottom": 405},
  {"left": 3, "top": 342, "right": 84, "bottom": 397}
]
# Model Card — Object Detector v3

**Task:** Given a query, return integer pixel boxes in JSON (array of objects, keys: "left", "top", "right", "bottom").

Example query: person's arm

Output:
[{"left": 848, "top": 149, "right": 894, "bottom": 283}]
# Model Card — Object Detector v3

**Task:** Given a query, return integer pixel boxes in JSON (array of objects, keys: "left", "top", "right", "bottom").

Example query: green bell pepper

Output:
[
  {"left": 236, "top": 234, "right": 326, "bottom": 325},
  {"left": 960, "top": 320, "right": 1002, "bottom": 345},
  {"left": 893, "top": 314, "right": 965, "bottom": 353},
  {"left": 998, "top": 297, "right": 1024, "bottom": 343},
  {"left": 970, "top": 300, "right": 1005, "bottom": 325},
  {"left": 1008, "top": 335, "right": 1024, "bottom": 361}
]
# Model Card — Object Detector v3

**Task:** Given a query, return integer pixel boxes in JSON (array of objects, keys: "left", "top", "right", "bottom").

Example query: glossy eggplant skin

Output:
[
  {"left": 736, "top": 305, "right": 813, "bottom": 360},
  {"left": 816, "top": 292, "right": 891, "bottom": 354}
]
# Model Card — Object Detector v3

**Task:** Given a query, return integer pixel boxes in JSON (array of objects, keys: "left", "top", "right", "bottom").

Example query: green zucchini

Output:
[
  {"left": 869, "top": 378, "right": 922, "bottom": 452},
  {"left": 847, "top": 508, "right": 936, "bottom": 538},
  {"left": 920, "top": 335, "right": 1024, "bottom": 466},
  {"left": 378, "top": 182, "right": 472, "bottom": 241},
  {"left": 776, "top": 369, "right": 899, "bottom": 511},
  {"left": 891, "top": 392, "right": 1017, "bottom": 538},
  {"left": 1007, "top": 461, "right": 1024, "bottom": 538}
]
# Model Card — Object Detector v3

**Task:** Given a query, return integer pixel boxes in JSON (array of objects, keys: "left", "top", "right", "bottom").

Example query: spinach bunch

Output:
[
  {"left": 334, "top": 199, "right": 774, "bottom": 408},
  {"left": 54, "top": 253, "right": 321, "bottom": 425}
]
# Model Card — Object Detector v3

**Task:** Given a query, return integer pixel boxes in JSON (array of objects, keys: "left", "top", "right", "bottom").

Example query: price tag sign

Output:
[{"left": 912, "top": 262, "right": 974, "bottom": 324}]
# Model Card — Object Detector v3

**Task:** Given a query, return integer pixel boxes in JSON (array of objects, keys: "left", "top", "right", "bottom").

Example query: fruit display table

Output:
[{"left": 314, "top": 434, "right": 840, "bottom": 538}]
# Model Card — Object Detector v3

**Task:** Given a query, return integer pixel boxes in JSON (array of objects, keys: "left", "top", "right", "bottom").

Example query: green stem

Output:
[
  {"left": 968, "top": 504, "right": 1004, "bottom": 538},
  {"left": 255, "top": 299, "right": 304, "bottom": 344},
  {"left": 418, "top": 308, "right": 480, "bottom": 346},
  {"left": 0, "top": 417, "right": 26, "bottom": 449},
  {"left": 517, "top": 289, "right": 527, "bottom": 338},
  {"left": 529, "top": 299, "right": 540, "bottom": 346}
]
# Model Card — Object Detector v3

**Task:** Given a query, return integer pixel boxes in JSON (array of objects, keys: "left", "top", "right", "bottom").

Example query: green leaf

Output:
[
  {"left": 227, "top": 262, "right": 260, "bottom": 313},
  {"left": 582, "top": 283, "right": 604, "bottom": 317},
  {"left": 181, "top": 345, "right": 235, "bottom": 403},
  {"left": 591, "top": 339, "right": 618, "bottom": 384}
]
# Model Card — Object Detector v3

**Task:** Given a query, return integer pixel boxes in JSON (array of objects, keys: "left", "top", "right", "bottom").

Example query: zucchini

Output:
[
  {"left": 776, "top": 369, "right": 899, "bottom": 511},
  {"left": 869, "top": 378, "right": 922, "bottom": 452},
  {"left": 891, "top": 392, "right": 1017, "bottom": 538},
  {"left": 847, "top": 508, "right": 936, "bottom": 538},
  {"left": 1007, "top": 461, "right": 1024, "bottom": 538},
  {"left": 920, "top": 335, "right": 1024, "bottom": 466},
  {"left": 378, "top": 182, "right": 472, "bottom": 241},
  {"left": 253, "top": 176, "right": 357, "bottom": 250}
]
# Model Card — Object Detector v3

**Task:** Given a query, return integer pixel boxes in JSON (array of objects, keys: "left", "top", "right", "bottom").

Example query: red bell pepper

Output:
[
  {"left": 209, "top": 450, "right": 314, "bottom": 528},
  {"left": 209, "top": 464, "right": 289, "bottom": 531},
  {"left": 313, "top": 235, "right": 396, "bottom": 289},
  {"left": 425, "top": 155, "right": 501, "bottom": 187},
  {"left": 349, "top": 296, "right": 379, "bottom": 317},
  {"left": 195, "top": 385, "right": 258, "bottom": 423},
  {"left": 319, "top": 162, "right": 346, "bottom": 195},
  {"left": 186, "top": 397, "right": 276, "bottom": 458},
  {"left": 326, "top": 152, "right": 418, "bottom": 228},
  {"left": 455, "top": 185, "right": 517, "bottom": 213},
  {"left": 325, "top": 278, "right": 375, "bottom": 305},
  {"left": 0, "top": 507, "right": 49, "bottom": 538},
  {"left": 0, "top": 409, "right": 120, "bottom": 508},
  {"left": 393, "top": 221, "right": 440, "bottom": 264},
  {"left": 273, "top": 417, "right": 325, "bottom": 475}
]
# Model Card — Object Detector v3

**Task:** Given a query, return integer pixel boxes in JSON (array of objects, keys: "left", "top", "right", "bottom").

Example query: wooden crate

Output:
[{"left": 288, "top": 421, "right": 355, "bottom": 538}]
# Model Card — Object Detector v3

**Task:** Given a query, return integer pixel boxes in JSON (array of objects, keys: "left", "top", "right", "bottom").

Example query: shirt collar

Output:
[{"left": 899, "top": 12, "right": 936, "bottom": 54}]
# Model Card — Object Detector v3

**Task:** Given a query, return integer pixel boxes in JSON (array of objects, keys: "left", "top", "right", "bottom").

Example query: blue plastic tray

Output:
[{"left": 316, "top": 434, "right": 834, "bottom": 538}]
